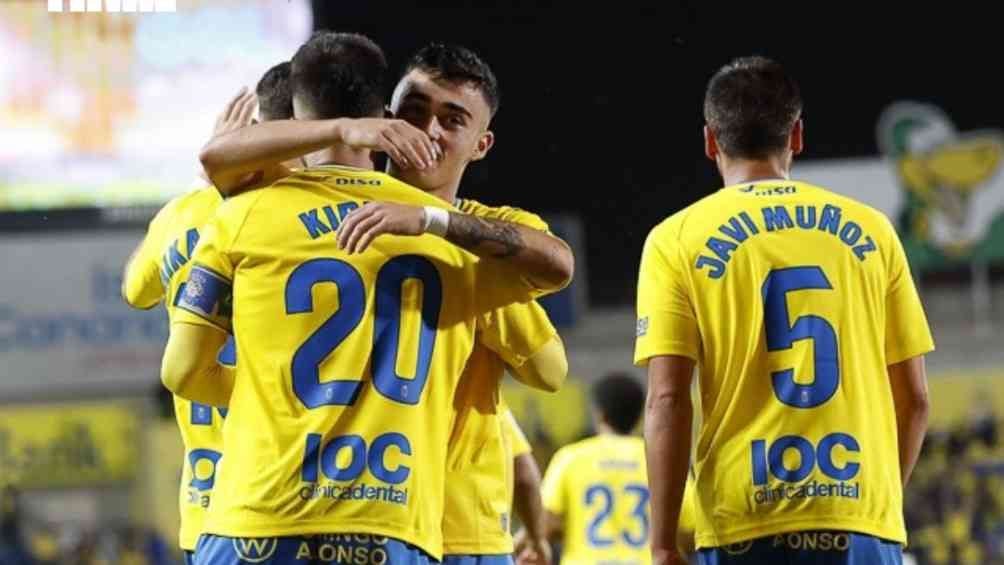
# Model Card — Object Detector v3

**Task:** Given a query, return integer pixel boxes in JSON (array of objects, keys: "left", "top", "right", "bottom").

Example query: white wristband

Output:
[{"left": 423, "top": 206, "right": 450, "bottom": 237}]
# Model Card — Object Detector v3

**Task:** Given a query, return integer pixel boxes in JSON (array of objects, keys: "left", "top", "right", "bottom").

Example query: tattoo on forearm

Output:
[{"left": 446, "top": 213, "right": 525, "bottom": 258}]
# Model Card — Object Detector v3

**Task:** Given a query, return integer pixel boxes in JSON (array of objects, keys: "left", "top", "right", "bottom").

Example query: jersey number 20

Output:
[{"left": 285, "top": 256, "right": 442, "bottom": 409}]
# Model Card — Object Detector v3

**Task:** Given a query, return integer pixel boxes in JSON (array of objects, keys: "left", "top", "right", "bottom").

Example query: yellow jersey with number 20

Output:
[{"left": 173, "top": 166, "right": 540, "bottom": 560}]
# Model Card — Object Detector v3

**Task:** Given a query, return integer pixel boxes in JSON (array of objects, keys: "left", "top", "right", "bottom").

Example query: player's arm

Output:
[
  {"left": 122, "top": 235, "right": 163, "bottom": 309},
  {"left": 162, "top": 198, "right": 247, "bottom": 408},
  {"left": 513, "top": 453, "right": 552, "bottom": 565},
  {"left": 122, "top": 203, "right": 171, "bottom": 309},
  {"left": 444, "top": 212, "right": 573, "bottom": 293},
  {"left": 161, "top": 321, "right": 234, "bottom": 407},
  {"left": 199, "top": 117, "right": 439, "bottom": 195},
  {"left": 506, "top": 409, "right": 552, "bottom": 565},
  {"left": 645, "top": 355, "right": 694, "bottom": 565},
  {"left": 882, "top": 219, "right": 935, "bottom": 487},
  {"left": 338, "top": 204, "right": 574, "bottom": 293},
  {"left": 889, "top": 355, "right": 928, "bottom": 487},
  {"left": 634, "top": 227, "right": 698, "bottom": 565}
]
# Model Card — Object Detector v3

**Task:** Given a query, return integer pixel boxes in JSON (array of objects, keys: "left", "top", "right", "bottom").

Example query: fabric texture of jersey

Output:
[
  {"left": 173, "top": 167, "right": 540, "bottom": 560},
  {"left": 123, "top": 185, "right": 227, "bottom": 551},
  {"left": 541, "top": 434, "right": 651, "bottom": 565},
  {"left": 634, "top": 180, "right": 935, "bottom": 548}
]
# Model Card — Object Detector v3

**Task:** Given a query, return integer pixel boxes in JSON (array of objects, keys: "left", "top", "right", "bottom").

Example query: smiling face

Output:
[{"left": 388, "top": 68, "right": 495, "bottom": 198}]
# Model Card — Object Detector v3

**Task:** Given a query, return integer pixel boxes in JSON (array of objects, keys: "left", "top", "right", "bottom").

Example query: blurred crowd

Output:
[
  {"left": 0, "top": 486, "right": 173, "bottom": 565},
  {"left": 904, "top": 412, "right": 1004, "bottom": 565}
]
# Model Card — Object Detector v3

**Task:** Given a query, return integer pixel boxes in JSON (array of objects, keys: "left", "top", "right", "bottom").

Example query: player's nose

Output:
[{"left": 426, "top": 116, "right": 445, "bottom": 139}]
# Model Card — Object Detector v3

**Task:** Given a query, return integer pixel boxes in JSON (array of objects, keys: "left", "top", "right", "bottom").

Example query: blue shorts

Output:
[
  {"left": 184, "top": 550, "right": 196, "bottom": 565},
  {"left": 697, "top": 531, "right": 902, "bottom": 565},
  {"left": 442, "top": 555, "right": 513, "bottom": 565},
  {"left": 194, "top": 533, "right": 434, "bottom": 565}
]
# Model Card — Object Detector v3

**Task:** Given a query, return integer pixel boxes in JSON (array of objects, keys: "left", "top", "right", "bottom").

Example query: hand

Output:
[
  {"left": 652, "top": 547, "right": 689, "bottom": 565},
  {"left": 203, "top": 87, "right": 259, "bottom": 188},
  {"left": 337, "top": 118, "right": 441, "bottom": 170},
  {"left": 337, "top": 202, "right": 426, "bottom": 254},
  {"left": 515, "top": 537, "right": 552, "bottom": 565},
  {"left": 211, "top": 87, "right": 258, "bottom": 139}
]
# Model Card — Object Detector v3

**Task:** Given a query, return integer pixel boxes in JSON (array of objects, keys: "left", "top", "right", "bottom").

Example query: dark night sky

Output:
[{"left": 311, "top": 2, "right": 1000, "bottom": 304}]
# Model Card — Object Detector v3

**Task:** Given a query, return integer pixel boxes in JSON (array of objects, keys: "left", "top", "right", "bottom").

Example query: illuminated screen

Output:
[{"left": 0, "top": 0, "right": 311, "bottom": 210}]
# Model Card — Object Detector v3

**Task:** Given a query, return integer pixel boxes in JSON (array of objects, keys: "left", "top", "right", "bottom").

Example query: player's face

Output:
[{"left": 389, "top": 69, "right": 494, "bottom": 192}]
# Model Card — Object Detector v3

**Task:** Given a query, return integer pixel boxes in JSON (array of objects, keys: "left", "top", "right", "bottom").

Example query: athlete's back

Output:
[
  {"left": 637, "top": 56, "right": 933, "bottom": 565},
  {"left": 542, "top": 434, "right": 650, "bottom": 565},
  {"left": 636, "top": 180, "right": 934, "bottom": 548},
  {"left": 174, "top": 166, "right": 536, "bottom": 561},
  {"left": 542, "top": 373, "right": 650, "bottom": 565}
]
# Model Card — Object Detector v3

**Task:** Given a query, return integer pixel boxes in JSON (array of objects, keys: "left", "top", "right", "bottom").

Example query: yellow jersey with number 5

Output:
[
  {"left": 122, "top": 185, "right": 230, "bottom": 551},
  {"left": 634, "top": 180, "right": 935, "bottom": 548},
  {"left": 541, "top": 434, "right": 651, "bottom": 565},
  {"left": 173, "top": 166, "right": 540, "bottom": 560}
]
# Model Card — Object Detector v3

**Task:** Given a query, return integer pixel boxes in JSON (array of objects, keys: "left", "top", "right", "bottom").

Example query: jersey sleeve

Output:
[
  {"left": 173, "top": 195, "right": 256, "bottom": 332},
  {"left": 883, "top": 219, "right": 935, "bottom": 364},
  {"left": 458, "top": 199, "right": 551, "bottom": 233},
  {"left": 634, "top": 224, "right": 700, "bottom": 365},
  {"left": 501, "top": 407, "right": 532, "bottom": 458},
  {"left": 540, "top": 446, "right": 573, "bottom": 516},
  {"left": 477, "top": 299, "right": 558, "bottom": 369},
  {"left": 122, "top": 201, "right": 174, "bottom": 309}
]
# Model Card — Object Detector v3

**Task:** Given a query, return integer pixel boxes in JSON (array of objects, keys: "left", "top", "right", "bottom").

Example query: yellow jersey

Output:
[
  {"left": 173, "top": 166, "right": 540, "bottom": 559},
  {"left": 634, "top": 180, "right": 935, "bottom": 548},
  {"left": 122, "top": 185, "right": 229, "bottom": 551},
  {"left": 442, "top": 199, "right": 559, "bottom": 556},
  {"left": 541, "top": 434, "right": 650, "bottom": 565}
]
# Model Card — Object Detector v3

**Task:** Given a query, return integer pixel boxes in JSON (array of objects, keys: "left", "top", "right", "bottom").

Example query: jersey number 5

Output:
[{"left": 762, "top": 266, "right": 839, "bottom": 408}]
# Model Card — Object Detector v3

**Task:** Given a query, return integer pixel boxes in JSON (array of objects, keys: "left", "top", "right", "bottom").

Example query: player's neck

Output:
[
  {"left": 386, "top": 164, "right": 463, "bottom": 205},
  {"left": 426, "top": 182, "right": 461, "bottom": 205},
  {"left": 596, "top": 422, "right": 623, "bottom": 436},
  {"left": 718, "top": 156, "right": 790, "bottom": 187},
  {"left": 305, "top": 147, "right": 373, "bottom": 171}
]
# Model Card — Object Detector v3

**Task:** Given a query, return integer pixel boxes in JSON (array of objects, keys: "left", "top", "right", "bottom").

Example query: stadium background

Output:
[{"left": 1, "top": 1, "right": 1003, "bottom": 563}]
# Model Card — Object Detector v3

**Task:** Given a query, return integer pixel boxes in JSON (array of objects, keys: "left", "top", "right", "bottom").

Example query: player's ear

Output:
[
  {"left": 790, "top": 119, "right": 804, "bottom": 156},
  {"left": 704, "top": 125, "right": 719, "bottom": 161},
  {"left": 471, "top": 130, "right": 494, "bottom": 163}
]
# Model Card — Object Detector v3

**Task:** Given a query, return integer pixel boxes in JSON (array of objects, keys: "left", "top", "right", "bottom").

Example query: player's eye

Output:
[{"left": 446, "top": 115, "right": 466, "bottom": 128}]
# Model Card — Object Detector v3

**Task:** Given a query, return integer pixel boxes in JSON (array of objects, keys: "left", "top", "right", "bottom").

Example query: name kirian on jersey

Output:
[
  {"left": 298, "top": 200, "right": 367, "bottom": 240},
  {"left": 695, "top": 204, "right": 879, "bottom": 279}
]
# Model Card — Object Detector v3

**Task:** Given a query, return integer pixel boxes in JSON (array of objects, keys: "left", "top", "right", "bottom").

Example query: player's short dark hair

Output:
[
  {"left": 592, "top": 372, "right": 646, "bottom": 435},
  {"left": 291, "top": 31, "right": 387, "bottom": 120},
  {"left": 256, "top": 61, "right": 292, "bottom": 121},
  {"left": 704, "top": 56, "right": 802, "bottom": 159},
  {"left": 404, "top": 43, "right": 500, "bottom": 117}
]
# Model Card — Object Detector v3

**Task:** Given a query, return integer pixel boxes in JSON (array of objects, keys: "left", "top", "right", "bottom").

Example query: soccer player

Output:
[
  {"left": 161, "top": 32, "right": 559, "bottom": 565},
  {"left": 637, "top": 56, "right": 934, "bottom": 564},
  {"left": 121, "top": 60, "right": 295, "bottom": 565},
  {"left": 198, "top": 43, "right": 570, "bottom": 565},
  {"left": 533, "top": 373, "right": 650, "bottom": 565}
]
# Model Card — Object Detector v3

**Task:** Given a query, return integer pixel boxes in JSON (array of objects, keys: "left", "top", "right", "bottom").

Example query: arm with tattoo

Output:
[{"left": 446, "top": 212, "right": 573, "bottom": 292}]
